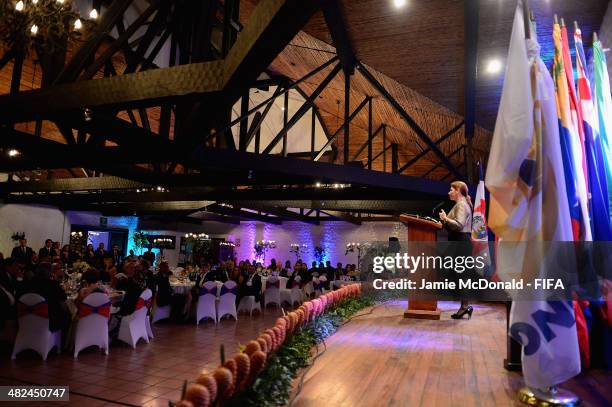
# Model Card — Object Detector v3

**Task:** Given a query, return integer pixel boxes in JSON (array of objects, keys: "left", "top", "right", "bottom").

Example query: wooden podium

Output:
[{"left": 399, "top": 214, "right": 443, "bottom": 320}]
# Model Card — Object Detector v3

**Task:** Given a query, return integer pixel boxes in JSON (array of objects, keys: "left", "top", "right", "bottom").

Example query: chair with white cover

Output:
[
  {"left": 264, "top": 276, "right": 281, "bottom": 309},
  {"left": 280, "top": 276, "right": 302, "bottom": 307},
  {"left": 316, "top": 275, "right": 328, "bottom": 295},
  {"left": 237, "top": 295, "right": 261, "bottom": 317},
  {"left": 12, "top": 293, "right": 61, "bottom": 360},
  {"left": 217, "top": 281, "right": 238, "bottom": 321},
  {"left": 279, "top": 276, "right": 289, "bottom": 290},
  {"left": 196, "top": 282, "right": 218, "bottom": 324},
  {"left": 74, "top": 292, "right": 111, "bottom": 358},
  {"left": 151, "top": 299, "right": 171, "bottom": 324},
  {"left": 303, "top": 280, "right": 314, "bottom": 297},
  {"left": 117, "top": 289, "right": 151, "bottom": 348}
]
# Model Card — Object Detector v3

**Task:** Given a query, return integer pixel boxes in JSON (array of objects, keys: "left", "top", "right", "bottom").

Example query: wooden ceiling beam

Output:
[
  {"left": 356, "top": 61, "right": 465, "bottom": 181},
  {"left": 205, "top": 203, "right": 283, "bottom": 224},
  {"left": 396, "top": 120, "right": 464, "bottom": 174},
  {"left": 322, "top": 0, "right": 357, "bottom": 74}
]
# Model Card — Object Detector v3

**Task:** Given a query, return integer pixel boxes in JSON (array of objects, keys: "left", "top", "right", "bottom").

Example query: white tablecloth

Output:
[{"left": 170, "top": 280, "right": 195, "bottom": 295}]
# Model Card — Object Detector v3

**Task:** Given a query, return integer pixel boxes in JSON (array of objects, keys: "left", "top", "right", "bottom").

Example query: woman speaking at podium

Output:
[{"left": 438, "top": 181, "right": 474, "bottom": 320}]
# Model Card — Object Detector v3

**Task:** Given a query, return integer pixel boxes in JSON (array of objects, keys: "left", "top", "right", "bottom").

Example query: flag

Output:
[
  {"left": 486, "top": 1, "right": 580, "bottom": 389},
  {"left": 575, "top": 27, "right": 611, "bottom": 240},
  {"left": 592, "top": 39, "right": 612, "bottom": 219},
  {"left": 553, "top": 22, "right": 592, "bottom": 242},
  {"left": 471, "top": 162, "right": 491, "bottom": 275}
]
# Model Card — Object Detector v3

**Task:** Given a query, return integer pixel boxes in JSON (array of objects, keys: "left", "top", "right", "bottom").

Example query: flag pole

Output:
[
  {"left": 516, "top": 8, "right": 581, "bottom": 407},
  {"left": 523, "top": 0, "right": 531, "bottom": 39}
]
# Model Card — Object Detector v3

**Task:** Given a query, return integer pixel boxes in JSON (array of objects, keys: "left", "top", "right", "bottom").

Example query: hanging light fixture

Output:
[
  {"left": 89, "top": 9, "right": 98, "bottom": 19},
  {"left": 74, "top": 18, "right": 82, "bottom": 30},
  {"left": 30, "top": 24, "right": 38, "bottom": 35},
  {"left": 15, "top": 1, "right": 24, "bottom": 11}
]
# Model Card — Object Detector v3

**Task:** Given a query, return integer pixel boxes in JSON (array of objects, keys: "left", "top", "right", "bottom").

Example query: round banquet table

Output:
[{"left": 170, "top": 279, "right": 196, "bottom": 295}]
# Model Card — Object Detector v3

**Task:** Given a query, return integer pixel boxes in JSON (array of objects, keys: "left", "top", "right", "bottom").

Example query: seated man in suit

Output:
[
  {"left": 236, "top": 264, "right": 262, "bottom": 306},
  {"left": 38, "top": 239, "right": 55, "bottom": 260},
  {"left": 11, "top": 239, "right": 34, "bottom": 267}
]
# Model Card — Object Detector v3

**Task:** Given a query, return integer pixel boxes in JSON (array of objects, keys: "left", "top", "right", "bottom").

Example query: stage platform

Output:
[{"left": 290, "top": 301, "right": 612, "bottom": 407}]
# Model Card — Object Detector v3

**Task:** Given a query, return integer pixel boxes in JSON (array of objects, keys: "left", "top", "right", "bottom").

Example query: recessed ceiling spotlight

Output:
[
  {"left": 486, "top": 58, "right": 502, "bottom": 74},
  {"left": 8, "top": 149, "right": 20, "bottom": 157},
  {"left": 393, "top": 0, "right": 407, "bottom": 8}
]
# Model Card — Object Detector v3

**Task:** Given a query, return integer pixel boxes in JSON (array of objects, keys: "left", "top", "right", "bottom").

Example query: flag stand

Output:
[
  {"left": 503, "top": 301, "right": 522, "bottom": 371},
  {"left": 517, "top": 386, "right": 579, "bottom": 407}
]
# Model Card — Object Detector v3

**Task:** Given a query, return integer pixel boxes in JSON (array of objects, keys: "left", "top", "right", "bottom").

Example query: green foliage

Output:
[
  {"left": 132, "top": 231, "right": 149, "bottom": 254},
  {"left": 227, "top": 291, "right": 392, "bottom": 407}
]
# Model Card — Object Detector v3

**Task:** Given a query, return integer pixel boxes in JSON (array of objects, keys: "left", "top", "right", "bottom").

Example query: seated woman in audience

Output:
[
  {"left": 100, "top": 255, "right": 117, "bottom": 283},
  {"left": 23, "top": 262, "right": 71, "bottom": 334},
  {"left": 280, "top": 260, "right": 292, "bottom": 278},
  {"left": 155, "top": 262, "right": 173, "bottom": 309},
  {"left": 109, "top": 261, "right": 146, "bottom": 339},
  {"left": 84, "top": 244, "right": 96, "bottom": 265},
  {"left": 75, "top": 268, "right": 108, "bottom": 305},
  {"left": 268, "top": 258, "right": 277, "bottom": 273},
  {"left": 229, "top": 267, "right": 242, "bottom": 284},
  {"left": 52, "top": 242, "right": 62, "bottom": 258}
]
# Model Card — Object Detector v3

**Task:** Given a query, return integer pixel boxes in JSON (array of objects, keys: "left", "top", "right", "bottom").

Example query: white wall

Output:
[
  {"left": 225, "top": 221, "right": 407, "bottom": 266},
  {"left": 0, "top": 204, "right": 70, "bottom": 257},
  {"left": 0, "top": 204, "right": 139, "bottom": 259},
  {"left": 0, "top": 202, "right": 408, "bottom": 269}
]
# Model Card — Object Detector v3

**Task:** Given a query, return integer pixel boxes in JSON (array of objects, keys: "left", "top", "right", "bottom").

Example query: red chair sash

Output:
[
  {"left": 266, "top": 280, "right": 280, "bottom": 289},
  {"left": 78, "top": 302, "right": 111, "bottom": 319},
  {"left": 199, "top": 286, "right": 218, "bottom": 297},
  {"left": 135, "top": 297, "right": 152, "bottom": 310},
  {"left": 17, "top": 301, "right": 49, "bottom": 318}
]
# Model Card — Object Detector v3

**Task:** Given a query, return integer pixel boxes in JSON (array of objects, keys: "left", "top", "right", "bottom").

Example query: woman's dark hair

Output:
[{"left": 83, "top": 268, "right": 100, "bottom": 284}]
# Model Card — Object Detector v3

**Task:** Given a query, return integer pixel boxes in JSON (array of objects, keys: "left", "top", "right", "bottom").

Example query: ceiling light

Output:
[
  {"left": 74, "top": 18, "right": 82, "bottom": 30},
  {"left": 486, "top": 58, "right": 502, "bottom": 74},
  {"left": 8, "top": 149, "right": 20, "bottom": 157},
  {"left": 15, "top": 1, "right": 24, "bottom": 11},
  {"left": 89, "top": 9, "right": 98, "bottom": 19},
  {"left": 393, "top": 0, "right": 407, "bottom": 8},
  {"left": 30, "top": 24, "right": 38, "bottom": 35}
]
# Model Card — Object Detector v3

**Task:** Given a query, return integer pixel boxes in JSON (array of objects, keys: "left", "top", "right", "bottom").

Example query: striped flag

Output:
[
  {"left": 592, "top": 39, "right": 612, "bottom": 219},
  {"left": 471, "top": 163, "right": 490, "bottom": 275},
  {"left": 486, "top": 1, "right": 580, "bottom": 389},
  {"left": 553, "top": 22, "right": 592, "bottom": 241},
  {"left": 574, "top": 27, "right": 612, "bottom": 240}
]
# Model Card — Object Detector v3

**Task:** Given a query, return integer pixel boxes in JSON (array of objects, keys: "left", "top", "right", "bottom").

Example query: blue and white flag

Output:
[{"left": 486, "top": 1, "right": 580, "bottom": 389}]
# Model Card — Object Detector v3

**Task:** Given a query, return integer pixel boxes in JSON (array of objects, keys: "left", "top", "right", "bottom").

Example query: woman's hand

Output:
[{"left": 439, "top": 209, "right": 447, "bottom": 222}]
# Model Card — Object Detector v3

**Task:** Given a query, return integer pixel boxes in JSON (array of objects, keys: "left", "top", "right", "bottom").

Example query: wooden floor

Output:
[
  {"left": 0, "top": 308, "right": 286, "bottom": 407},
  {"left": 290, "top": 301, "right": 612, "bottom": 407}
]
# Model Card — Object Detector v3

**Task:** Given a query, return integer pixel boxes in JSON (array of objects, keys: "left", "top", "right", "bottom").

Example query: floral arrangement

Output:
[
  {"left": 172, "top": 284, "right": 363, "bottom": 407},
  {"left": 289, "top": 243, "right": 306, "bottom": 260},
  {"left": 313, "top": 246, "right": 325, "bottom": 263},
  {"left": 253, "top": 242, "right": 265, "bottom": 260}
]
